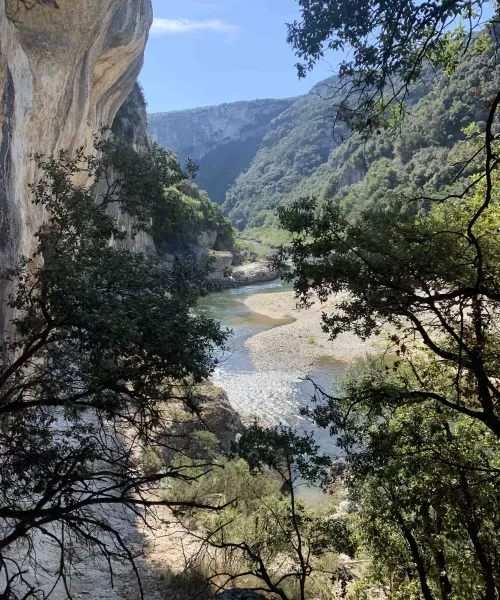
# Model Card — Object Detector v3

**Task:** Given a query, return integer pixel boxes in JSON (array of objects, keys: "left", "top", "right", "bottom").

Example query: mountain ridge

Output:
[
  {"left": 148, "top": 97, "right": 295, "bottom": 205},
  {"left": 148, "top": 52, "right": 499, "bottom": 243},
  {"left": 149, "top": 96, "right": 298, "bottom": 119}
]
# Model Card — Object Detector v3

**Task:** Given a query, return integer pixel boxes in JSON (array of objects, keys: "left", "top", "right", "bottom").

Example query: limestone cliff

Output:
[
  {"left": 108, "top": 82, "right": 156, "bottom": 254},
  {"left": 148, "top": 98, "right": 294, "bottom": 205},
  {"left": 0, "top": 0, "right": 153, "bottom": 327}
]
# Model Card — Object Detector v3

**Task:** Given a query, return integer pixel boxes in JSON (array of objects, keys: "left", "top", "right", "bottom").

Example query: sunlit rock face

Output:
[
  {"left": 0, "top": 0, "right": 153, "bottom": 328},
  {"left": 148, "top": 98, "right": 295, "bottom": 205}
]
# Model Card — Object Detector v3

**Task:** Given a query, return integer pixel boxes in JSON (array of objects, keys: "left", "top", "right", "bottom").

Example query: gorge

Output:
[{"left": 2, "top": 2, "right": 500, "bottom": 599}]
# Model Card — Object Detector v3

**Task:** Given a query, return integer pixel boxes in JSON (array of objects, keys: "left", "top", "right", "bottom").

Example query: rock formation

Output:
[
  {"left": 148, "top": 99, "right": 294, "bottom": 164},
  {"left": 148, "top": 98, "right": 294, "bottom": 204},
  {"left": 107, "top": 82, "right": 156, "bottom": 254},
  {"left": 0, "top": 0, "right": 153, "bottom": 328}
]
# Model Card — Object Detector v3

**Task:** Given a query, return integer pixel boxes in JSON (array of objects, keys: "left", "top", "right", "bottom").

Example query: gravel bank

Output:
[{"left": 243, "top": 290, "right": 376, "bottom": 374}]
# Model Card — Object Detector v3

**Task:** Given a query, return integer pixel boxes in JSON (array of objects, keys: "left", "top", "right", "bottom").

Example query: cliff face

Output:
[
  {"left": 148, "top": 98, "right": 294, "bottom": 204},
  {"left": 108, "top": 82, "right": 156, "bottom": 254},
  {"left": 0, "top": 0, "right": 153, "bottom": 327}
]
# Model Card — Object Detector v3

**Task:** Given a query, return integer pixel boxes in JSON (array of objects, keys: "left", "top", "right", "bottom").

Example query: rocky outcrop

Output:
[
  {"left": 148, "top": 98, "right": 294, "bottom": 204},
  {"left": 0, "top": 0, "right": 153, "bottom": 328},
  {"left": 209, "top": 249, "right": 234, "bottom": 279},
  {"left": 230, "top": 261, "right": 277, "bottom": 285},
  {"left": 197, "top": 229, "right": 218, "bottom": 249},
  {"left": 108, "top": 82, "right": 156, "bottom": 254},
  {"left": 205, "top": 250, "right": 279, "bottom": 287},
  {"left": 161, "top": 383, "right": 245, "bottom": 465}
]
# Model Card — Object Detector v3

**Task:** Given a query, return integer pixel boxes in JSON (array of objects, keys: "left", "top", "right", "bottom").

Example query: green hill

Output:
[
  {"left": 148, "top": 44, "right": 499, "bottom": 246},
  {"left": 225, "top": 45, "right": 499, "bottom": 243}
]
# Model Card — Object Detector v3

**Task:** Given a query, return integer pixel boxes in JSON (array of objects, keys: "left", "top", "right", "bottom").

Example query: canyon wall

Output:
[
  {"left": 107, "top": 82, "right": 156, "bottom": 254},
  {"left": 0, "top": 0, "right": 153, "bottom": 328},
  {"left": 148, "top": 98, "right": 294, "bottom": 205}
]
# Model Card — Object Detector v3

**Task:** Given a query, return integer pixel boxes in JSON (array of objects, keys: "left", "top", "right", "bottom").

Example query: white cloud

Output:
[{"left": 151, "top": 18, "right": 240, "bottom": 41}]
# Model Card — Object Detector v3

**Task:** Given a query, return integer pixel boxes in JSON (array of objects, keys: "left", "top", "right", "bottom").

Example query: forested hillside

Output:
[
  {"left": 148, "top": 98, "right": 294, "bottom": 205},
  {"left": 150, "top": 44, "right": 499, "bottom": 245},
  {"left": 227, "top": 44, "right": 500, "bottom": 240},
  {"left": 224, "top": 78, "right": 344, "bottom": 231}
]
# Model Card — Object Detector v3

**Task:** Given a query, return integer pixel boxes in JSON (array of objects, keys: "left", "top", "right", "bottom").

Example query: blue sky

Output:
[{"left": 140, "top": 0, "right": 340, "bottom": 113}]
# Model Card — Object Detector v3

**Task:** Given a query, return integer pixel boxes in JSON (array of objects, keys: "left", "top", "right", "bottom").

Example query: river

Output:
[{"left": 197, "top": 279, "right": 345, "bottom": 454}]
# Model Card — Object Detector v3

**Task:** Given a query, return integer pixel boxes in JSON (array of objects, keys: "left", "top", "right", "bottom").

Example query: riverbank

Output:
[{"left": 243, "top": 290, "right": 375, "bottom": 373}]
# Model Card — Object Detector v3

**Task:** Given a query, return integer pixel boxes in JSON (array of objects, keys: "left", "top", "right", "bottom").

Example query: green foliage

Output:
[
  {"left": 168, "top": 455, "right": 280, "bottom": 514},
  {"left": 258, "top": 9, "right": 500, "bottom": 600},
  {"left": 169, "top": 427, "right": 355, "bottom": 600},
  {"left": 277, "top": 50, "right": 500, "bottom": 598},
  {"left": 155, "top": 178, "right": 234, "bottom": 250},
  {"left": 231, "top": 239, "right": 270, "bottom": 264},
  {"left": 224, "top": 81, "right": 343, "bottom": 231},
  {"left": 226, "top": 38, "right": 499, "bottom": 237},
  {"left": 159, "top": 566, "right": 214, "bottom": 600},
  {"left": 111, "top": 88, "right": 235, "bottom": 251},
  {"left": 243, "top": 219, "right": 292, "bottom": 247},
  {"left": 237, "top": 425, "right": 332, "bottom": 489},
  {"left": 287, "top": 0, "right": 491, "bottom": 133},
  {"left": 310, "top": 357, "right": 500, "bottom": 599},
  {"left": 0, "top": 139, "right": 229, "bottom": 597}
]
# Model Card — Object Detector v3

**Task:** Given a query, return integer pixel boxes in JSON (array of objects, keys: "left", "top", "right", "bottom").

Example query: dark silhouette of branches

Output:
[
  {"left": 287, "top": 0, "right": 495, "bottom": 136},
  {"left": 0, "top": 139, "right": 230, "bottom": 599},
  {"left": 183, "top": 427, "right": 355, "bottom": 600}
]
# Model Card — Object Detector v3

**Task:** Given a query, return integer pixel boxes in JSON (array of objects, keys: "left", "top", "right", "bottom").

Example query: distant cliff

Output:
[{"left": 148, "top": 98, "right": 294, "bottom": 205}]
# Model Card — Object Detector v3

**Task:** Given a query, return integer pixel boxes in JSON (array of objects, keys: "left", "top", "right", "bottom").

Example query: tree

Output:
[
  {"left": 169, "top": 426, "right": 355, "bottom": 600},
  {"left": 0, "top": 138, "right": 229, "bottom": 599},
  {"left": 278, "top": 95, "right": 500, "bottom": 439},
  {"left": 278, "top": 151, "right": 500, "bottom": 597},
  {"left": 305, "top": 357, "right": 500, "bottom": 599},
  {"left": 287, "top": 0, "right": 496, "bottom": 134},
  {"left": 280, "top": 7, "right": 500, "bottom": 599}
]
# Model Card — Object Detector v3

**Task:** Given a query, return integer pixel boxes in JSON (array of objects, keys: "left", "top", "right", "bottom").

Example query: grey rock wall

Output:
[
  {"left": 148, "top": 98, "right": 294, "bottom": 205},
  {"left": 149, "top": 99, "right": 294, "bottom": 163},
  {"left": 0, "top": 0, "right": 153, "bottom": 328}
]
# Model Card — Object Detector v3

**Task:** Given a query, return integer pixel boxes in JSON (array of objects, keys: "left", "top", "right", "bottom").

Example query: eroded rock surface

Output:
[
  {"left": 231, "top": 261, "right": 277, "bottom": 285},
  {"left": 0, "top": 0, "right": 153, "bottom": 326}
]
